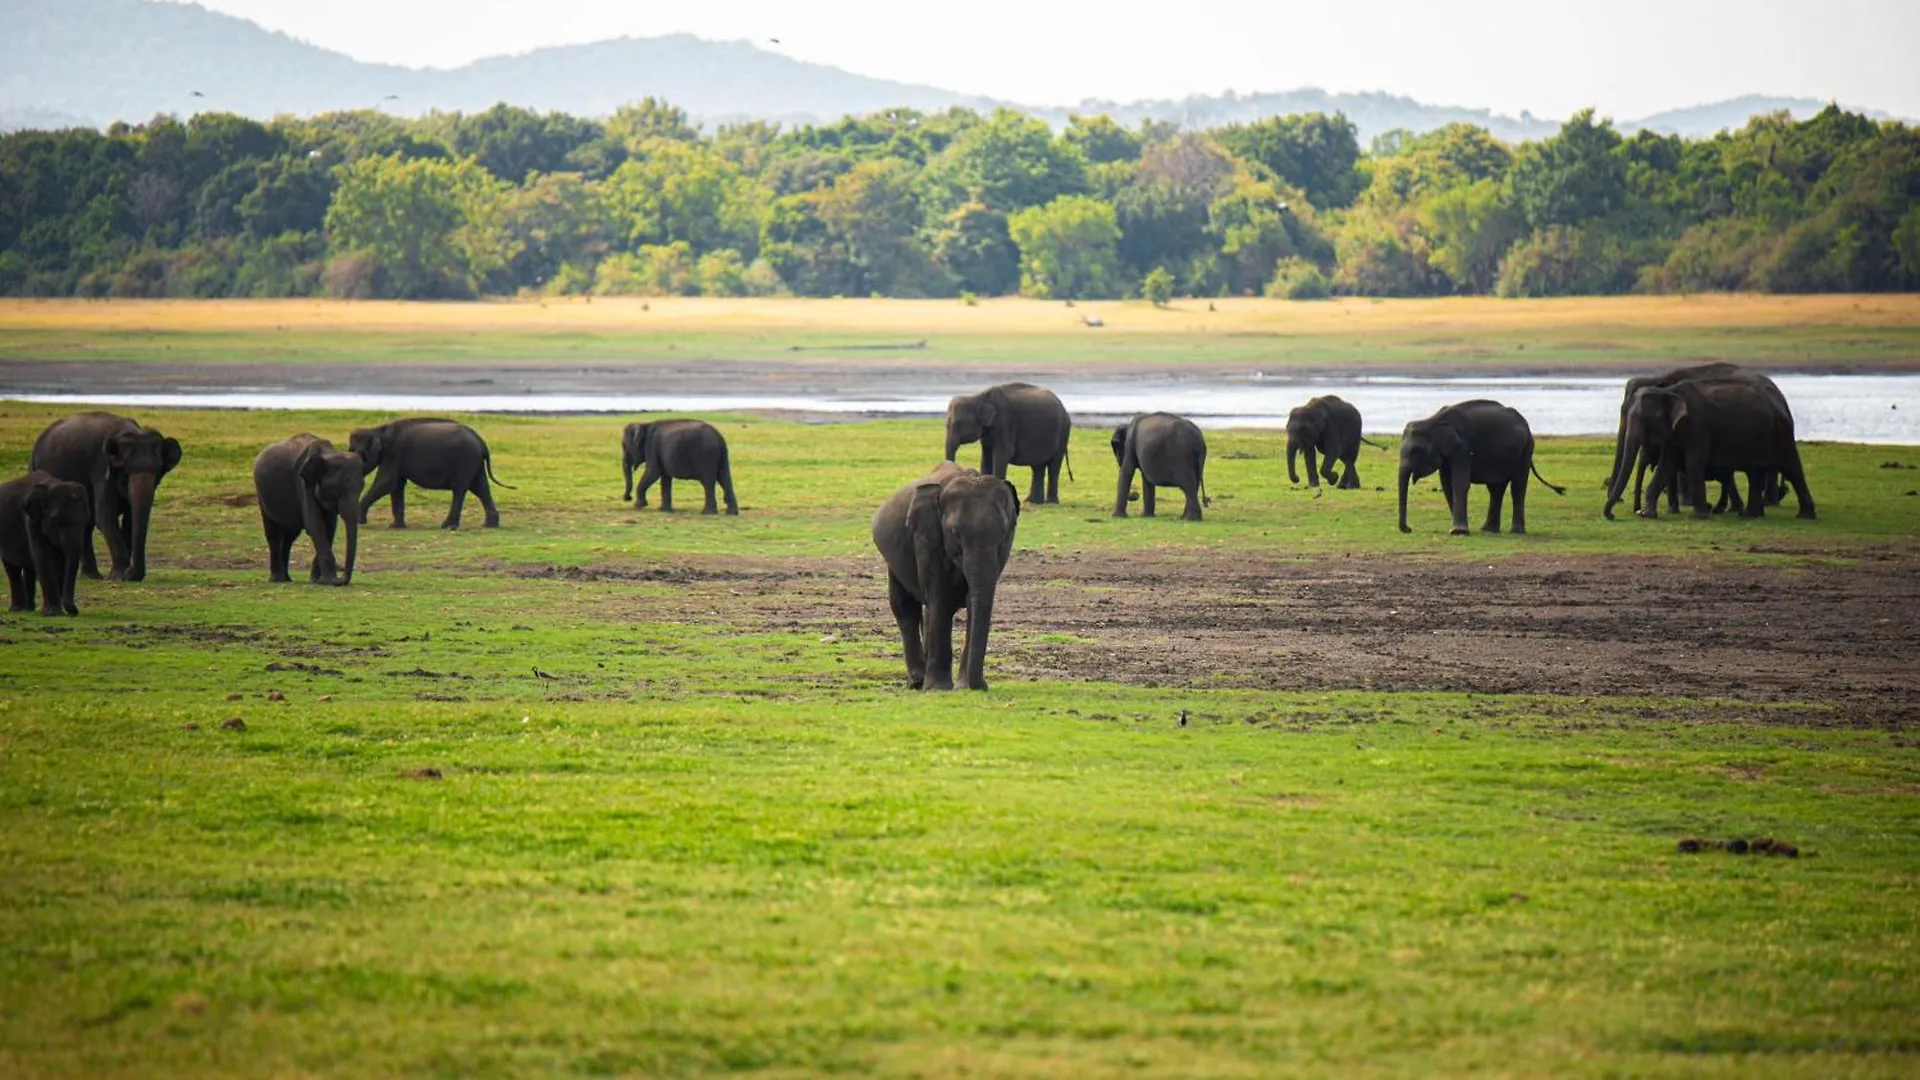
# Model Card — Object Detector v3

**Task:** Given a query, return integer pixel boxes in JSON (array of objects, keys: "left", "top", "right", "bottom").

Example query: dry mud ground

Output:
[{"left": 527, "top": 547, "right": 1920, "bottom": 727}]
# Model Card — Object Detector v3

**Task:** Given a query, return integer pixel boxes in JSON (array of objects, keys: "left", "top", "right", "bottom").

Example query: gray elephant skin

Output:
[
  {"left": 1398, "top": 400, "right": 1566, "bottom": 535},
  {"left": 1610, "top": 379, "right": 1815, "bottom": 520},
  {"left": 254, "top": 434, "right": 365, "bottom": 586},
  {"left": 350, "top": 418, "right": 511, "bottom": 530},
  {"left": 0, "top": 471, "right": 90, "bottom": 616},
  {"left": 1602, "top": 363, "right": 1796, "bottom": 519},
  {"left": 1111, "top": 413, "right": 1210, "bottom": 521},
  {"left": 1286, "top": 395, "right": 1380, "bottom": 489},
  {"left": 622, "top": 420, "right": 739, "bottom": 515},
  {"left": 944, "top": 382, "right": 1073, "bottom": 504},
  {"left": 29, "top": 411, "right": 182, "bottom": 582},
  {"left": 871, "top": 462, "right": 1020, "bottom": 691}
]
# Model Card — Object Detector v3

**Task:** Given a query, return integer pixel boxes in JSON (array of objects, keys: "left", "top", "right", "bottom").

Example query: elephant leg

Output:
[
  {"left": 1046, "top": 457, "right": 1062, "bottom": 504},
  {"left": 266, "top": 521, "right": 295, "bottom": 583},
  {"left": 93, "top": 493, "right": 132, "bottom": 581},
  {"left": 887, "top": 575, "right": 926, "bottom": 689},
  {"left": 442, "top": 484, "right": 468, "bottom": 530},
  {"left": 5, "top": 562, "right": 28, "bottom": 612},
  {"left": 472, "top": 471, "right": 501, "bottom": 528},
  {"left": 659, "top": 477, "right": 675, "bottom": 513},
  {"left": 1320, "top": 453, "right": 1339, "bottom": 486},
  {"left": 1482, "top": 480, "right": 1508, "bottom": 533},
  {"left": 30, "top": 541, "right": 64, "bottom": 616},
  {"left": 1181, "top": 483, "right": 1202, "bottom": 521},
  {"left": 80, "top": 531, "right": 102, "bottom": 580},
  {"left": 388, "top": 479, "right": 409, "bottom": 528},
  {"left": 635, "top": 462, "right": 660, "bottom": 509},
  {"left": 1339, "top": 456, "right": 1361, "bottom": 490},
  {"left": 700, "top": 476, "right": 719, "bottom": 515},
  {"left": 1781, "top": 447, "right": 1816, "bottom": 519},
  {"left": 1027, "top": 465, "right": 1045, "bottom": 506},
  {"left": 60, "top": 548, "right": 80, "bottom": 615},
  {"left": 1740, "top": 470, "right": 1766, "bottom": 518},
  {"left": 1511, "top": 471, "right": 1531, "bottom": 535},
  {"left": 719, "top": 460, "right": 739, "bottom": 516},
  {"left": 922, "top": 597, "right": 957, "bottom": 691},
  {"left": 1141, "top": 481, "right": 1157, "bottom": 517}
]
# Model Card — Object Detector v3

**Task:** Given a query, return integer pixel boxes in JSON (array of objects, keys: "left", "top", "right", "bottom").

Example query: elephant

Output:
[
  {"left": 0, "top": 471, "right": 90, "bottom": 616},
  {"left": 1603, "top": 363, "right": 1794, "bottom": 514},
  {"left": 29, "top": 411, "right": 182, "bottom": 581},
  {"left": 871, "top": 461, "right": 1021, "bottom": 691},
  {"left": 621, "top": 420, "right": 738, "bottom": 515},
  {"left": 1286, "top": 395, "right": 1382, "bottom": 489},
  {"left": 253, "top": 434, "right": 365, "bottom": 586},
  {"left": 944, "top": 382, "right": 1073, "bottom": 505},
  {"left": 1398, "top": 400, "right": 1566, "bottom": 535},
  {"left": 1111, "top": 413, "right": 1210, "bottom": 521},
  {"left": 1609, "top": 380, "right": 1814, "bottom": 520},
  {"left": 349, "top": 418, "right": 511, "bottom": 530}
]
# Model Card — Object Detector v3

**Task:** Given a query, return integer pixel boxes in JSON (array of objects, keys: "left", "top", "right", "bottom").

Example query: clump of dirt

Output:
[
  {"left": 266, "top": 660, "right": 343, "bottom": 677},
  {"left": 401, "top": 767, "right": 444, "bottom": 781},
  {"left": 220, "top": 717, "right": 247, "bottom": 731},
  {"left": 1677, "top": 837, "right": 1800, "bottom": 857}
]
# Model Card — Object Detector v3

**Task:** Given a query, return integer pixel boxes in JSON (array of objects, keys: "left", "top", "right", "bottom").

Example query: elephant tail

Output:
[
  {"left": 1063, "top": 445, "right": 1074, "bottom": 483},
  {"left": 484, "top": 451, "right": 517, "bottom": 490},
  {"left": 1530, "top": 460, "right": 1567, "bottom": 496},
  {"left": 1359, "top": 436, "right": 1389, "bottom": 450}
]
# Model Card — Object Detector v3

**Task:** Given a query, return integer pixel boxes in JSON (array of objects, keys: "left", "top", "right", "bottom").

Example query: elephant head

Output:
[
  {"left": 1605, "top": 386, "right": 1686, "bottom": 519},
  {"left": 1397, "top": 418, "right": 1469, "bottom": 534},
  {"left": 944, "top": 388, "right": 1004, "bottom": 470},
  {"left": 296, "top": 442, "right": 364, "bottom": 585},
  {"left": 102, "top": 425, "right": 182, "bottom": 581},
  {"left": 347, "top": 427, "right": 386, "bottom": 471},
  {"left": 1285, "top": 406, "right": 1324, "bottom": 484},
  {"left": 25, "top": 475, "right": 90, "bottom": 556},
  {"left": 621, "top": 422, "right": 652, "bottom": 500},
  {"left": 907, "top": 472, "right": 1020, "bottom": 691}
]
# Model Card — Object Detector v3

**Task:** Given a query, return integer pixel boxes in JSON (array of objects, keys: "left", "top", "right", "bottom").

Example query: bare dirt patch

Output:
[{"left": 562, "top": 549, "right": 1920, "bottom": 725}]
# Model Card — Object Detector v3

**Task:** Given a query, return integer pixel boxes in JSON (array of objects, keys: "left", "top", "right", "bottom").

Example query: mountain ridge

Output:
[{"left": 0, "top": 0, "right": 1905, "bottom": 139}]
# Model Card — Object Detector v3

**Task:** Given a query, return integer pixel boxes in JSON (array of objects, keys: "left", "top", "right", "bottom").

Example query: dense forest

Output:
[{"left": 1, "top": 99, "right": 1915, "bottom": 300}]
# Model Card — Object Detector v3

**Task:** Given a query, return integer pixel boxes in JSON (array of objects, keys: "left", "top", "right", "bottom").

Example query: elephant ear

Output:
[
  {"left": 906, "top": 482, "right": 948, "bottom": 597},
  {"left": 103, "top": 432, "right": 127, "bottom": 470},
  {"left": 622, "top": 424, "right": 645, "bottom": 464},
  {"left": 160, "top": 437, "right": 183, "bottom": 476},
  {"left": 1666, "top": 390, "right": 1691, "bottom": 430},
  {"left": 1110, "top": 424, "right": 1129, "bottom": 463},
  {"left": 23, "top": 478, "right": 52, "bottom": 516},
  {"left": 1001, "top": 479, "right": 1021, "bottom": 523},
  {"left": 295, "top": 444, "right": 328, "bottom": 488},
  {"left": 361, "top": 433, "right": 384, "bottom": 468},
  {"left": 977, "top": 391, "right": 1001, "bottom": 429}
]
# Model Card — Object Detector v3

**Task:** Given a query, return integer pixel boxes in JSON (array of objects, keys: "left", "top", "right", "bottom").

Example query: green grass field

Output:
[{"left": 2, "top": 401, "right": 1918, "bottom": 1078}]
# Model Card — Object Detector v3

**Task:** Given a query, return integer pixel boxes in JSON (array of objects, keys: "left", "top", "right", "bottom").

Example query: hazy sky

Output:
[{"left": 183, "top": 0, "right": 1919, "bottom": 119}]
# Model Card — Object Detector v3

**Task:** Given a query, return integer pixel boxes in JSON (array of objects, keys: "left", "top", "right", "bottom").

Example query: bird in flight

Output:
[
  {"left": 768, "top": 38, "right": 781, "bottom": 44},
  {"left": 189, "top": 90, "right": 204, "bottom": 97}
]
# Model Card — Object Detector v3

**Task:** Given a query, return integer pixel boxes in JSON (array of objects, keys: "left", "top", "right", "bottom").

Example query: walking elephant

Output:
[
  {"left": 1111, "top": 413, "right": 1210, "bottom": 521},
  {"left": 1398, "top": 400, "right": 1566, "bottom": 535},
  {"left": 871, "top": 462, "right": 1021, "bottom": 691},
  {"left": 1603, "top": 362, "right": 1793, "bottom": 515},
  {"left": 944, "top": 383, "right": 1073, "bottom": 505},
  {"left": 253, "top": 435, "right": 364, "bottom": 586},
  {"left": 621, "top": 420, "right": 738, "bottom": 514},
  {"left": 0, "top": 471, "right": 90, "bottom": 616},
  {"left": 349, "top": 418, "right": 511, "bottom": 530},
  {"left": 1609, "top": 380, "right": 1814, "bottom": 520},
  {"left": 29, "top": 411, "right": 182, "bottom": 581},
  {"left": 1286, "top": 395, "right": 1381, "bottom": 489}
]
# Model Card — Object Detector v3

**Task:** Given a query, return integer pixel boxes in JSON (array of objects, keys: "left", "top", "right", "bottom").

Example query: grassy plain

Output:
[
  {"left": 3, "top": 293, "right": 1920, "bottom": 368},
  {"left": 1, "top": 400, "right": 1918, "bottom": 1079}
]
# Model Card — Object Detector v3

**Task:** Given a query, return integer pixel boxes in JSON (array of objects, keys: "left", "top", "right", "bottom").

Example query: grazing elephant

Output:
[
  {"left": 253, "top": 435, "right": 364, "bottom": 586},
  {"left": 1610, "top": 380, "right": 1814, "bottom": 520},
  {"left": 1286, "top": 395, "right": 1381, "bottom": 489},
  {"left": 871, "top": 461, "right": 1021, "bottom": 691},
  {"left": 1398, "top": 400, "right": 1566, "bottom": 535},
  {"left": 944, "top": 382, "right": 1073, "bottom": 504},
  {"left": 349, "top": 418, "right": 511, "bottom": 530},
  {"left": 0, "top": 471, "right": 90, "bottom": 616},
  {"left": 1111, "top": 413, "right": 1210, "bottom": 521},
  {"left": 29, "top": 411, "right": 182, "bottom": 581},
  {"left": 621, "top": 420, "right": 738, "bottom": 515}
]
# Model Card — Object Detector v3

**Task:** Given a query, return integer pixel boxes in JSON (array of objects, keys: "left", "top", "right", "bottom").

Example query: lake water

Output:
[{"left": 10, "top": 373, "right": 1920, "bottom": 444}]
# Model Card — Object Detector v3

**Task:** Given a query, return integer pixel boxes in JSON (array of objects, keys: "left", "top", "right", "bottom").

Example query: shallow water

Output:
[{"left": 10, "top": 373, "right": 1920, "bottom": 443}]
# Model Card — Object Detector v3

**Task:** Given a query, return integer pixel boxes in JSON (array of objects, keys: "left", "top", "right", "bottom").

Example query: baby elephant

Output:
[
  {"left": 1112, "top": 413, "right": 1210, "bottom": 521},
  {"left": 0, "top": 471, "right": 91, "bottom": 616},
  {"left": 253, "top": 435, "right": 364, "bottom": 586},
  {"left": 622, "top": 419, "right": 738, "bottom": 515}
]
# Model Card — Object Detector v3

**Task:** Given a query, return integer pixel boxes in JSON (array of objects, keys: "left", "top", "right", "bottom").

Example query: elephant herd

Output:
[{"left": 2, "top": 363, "right": 1816, "bottom": 693}]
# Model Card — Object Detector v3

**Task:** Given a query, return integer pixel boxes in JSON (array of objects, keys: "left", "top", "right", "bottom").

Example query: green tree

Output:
[
  {"left": 1215, "top": 113, "right": 1363, "bottom": 208},
  {"left": 323, "top": 154, "right": 511, "bottom": 297},
  {"left": 1062, "top": 114, "right": 1143, "bottom": 165},
  {"left": 1007, "top": 195, "right": 1123, "bottom": 299},
  {"left": 601, "top": 139, "right": 765, "bottom": 256},
  {"left": 1507, "top": 109, "right": 1627, "bottom": 230},
  {"left": 1418, "top": 179, "right": 1524, "bottom": 293},
  {"left": 606, "top": 98, "right": 699, "bottom": 147},
  {"left": 1142, "top": 266, "right": 1175, "bottom": 305},
  {"left": 500, "top": 172, "right": 616, "bottom": 290},
  {"left": 931, "top": 200, "right": 1019, "bottom": 296},
  {"left": 924, "top": 109, "right": 1090, "bottom": 216}
]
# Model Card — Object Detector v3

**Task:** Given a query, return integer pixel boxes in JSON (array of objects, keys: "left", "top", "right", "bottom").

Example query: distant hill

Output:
[
  {"left": 0, "top": 0, "right": 1907, "bottom": 140},
  {"left": 1624, "top": 94, "right": 1904, "bottom": 136}
]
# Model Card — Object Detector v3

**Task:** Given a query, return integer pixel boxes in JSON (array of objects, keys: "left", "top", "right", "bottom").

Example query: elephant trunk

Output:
[
  {"left": 338, "top": 494, "right": 359, "bottom": 585},
  {"left": 1286, "top": 436, "right": 1300, "bottom": 483},
  {"left": 960, "top": 555, "right": 999, "bottom": 690},
  {"left": 943, "top": 430, "right": 960, "bottom": 464},
  {"left": 1397, "top": 464, "right": 1413, "bottom": 533},
  {"left": 1605, "top": 425, "right": 1643, "bottom": 520},
  {"left": 126, "top": 470, "right": 157, "bottom": 581}
]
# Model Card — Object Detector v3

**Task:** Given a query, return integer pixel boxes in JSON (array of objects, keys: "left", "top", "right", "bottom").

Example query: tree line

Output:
[{"left": 1, "top": 98, "right": 1915, "bottom": 301}]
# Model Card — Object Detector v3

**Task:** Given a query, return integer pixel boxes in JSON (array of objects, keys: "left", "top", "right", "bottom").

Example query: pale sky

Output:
[{"left": 182, "top": 0, "right": 1920, "bottom": 120}]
